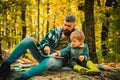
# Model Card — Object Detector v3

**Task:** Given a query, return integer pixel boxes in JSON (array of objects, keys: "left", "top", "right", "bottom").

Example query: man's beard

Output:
[{"left": 63, "top": 29, "right": 73, "bottom": 36}]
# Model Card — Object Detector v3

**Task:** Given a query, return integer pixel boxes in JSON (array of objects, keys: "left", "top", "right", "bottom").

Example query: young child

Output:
[{"left": 51, "top": 30, "right": 101, "bottom": 75}]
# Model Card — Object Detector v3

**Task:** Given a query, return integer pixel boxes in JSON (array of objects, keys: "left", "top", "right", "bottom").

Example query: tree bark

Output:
[
  {"left": 21, "top": 4, "right": 26, "bottom": 39},
  {"left": 38, "top": 0, "right": 40, "bottom": 41},
  {"left": 101, "top": 22, "right": 109, "bottom": 57},
  {"left": 82, "top": 0, "right": 98, "bottom": 63},
  {"left": 46, "top": 0, "right": 49, "bottom": 33},
  {"left": 0, "top": 39, "right": 2, "bottom": 61}
]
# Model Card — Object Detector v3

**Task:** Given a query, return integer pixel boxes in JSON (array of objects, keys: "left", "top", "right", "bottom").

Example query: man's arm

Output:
[
  {"left": 39, "top": 28, "right": 57, "bottom": 55},
  {"left": 39, "top": 31, "right": 53, "bottom": 50}
]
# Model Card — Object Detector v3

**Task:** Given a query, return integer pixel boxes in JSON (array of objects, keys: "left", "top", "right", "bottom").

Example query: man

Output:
[{"left": 0, "top": 14, "right": 77, "bottom": 80}]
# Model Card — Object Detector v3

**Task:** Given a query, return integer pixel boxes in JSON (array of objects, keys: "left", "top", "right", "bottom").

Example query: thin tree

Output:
[
  {"left": 21, "top": 4, "right": 26, "bottom": 39},
  {"left": 38, "top": 0, "right": 40, "bottom": 41},
  {"left": 46, "top": 0, "right": 49, "bottom": 33}
]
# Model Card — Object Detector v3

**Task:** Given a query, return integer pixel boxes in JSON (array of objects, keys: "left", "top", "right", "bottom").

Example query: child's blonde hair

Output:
[{"left": 70, "top": 30, "right": 85, "bottom": 42}]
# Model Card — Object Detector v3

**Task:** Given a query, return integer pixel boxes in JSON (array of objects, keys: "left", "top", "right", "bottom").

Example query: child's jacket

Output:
[{"left": 59, "top": 43, "right": 89, "bottom": 66}]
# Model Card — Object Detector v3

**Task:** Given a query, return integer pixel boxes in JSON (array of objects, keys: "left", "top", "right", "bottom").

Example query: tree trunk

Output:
[
  {"left": 21, "top": 5, "right": 26, "bottom": 39},
  {"left": 46, "top": 0, "right": 49, "bottom": 33},
  {"left": 21, "top": 4, "right": 26, "bottom": 57},
  {"left": 38, "top": 0, "right": 40, "bottom": 41},
  {"left": 82, "top": 0, "right": 98, "bottom": 63},
  {"left": 0, "top": 39, "right": 2, "bottom": 61},
  {"left": 0, "top": 20, "right": 2, "bottom": 61},
  {"left": 101, "top": 22, "right": 109, "bottom": 57}
]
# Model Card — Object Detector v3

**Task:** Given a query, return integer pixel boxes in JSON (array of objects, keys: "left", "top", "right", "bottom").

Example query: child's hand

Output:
[
  {"left": 78, "top": 55, "right": 85, "bottom": 62},
  {"left": 50, "top": 53, "right": 58, "bottom": 57}
]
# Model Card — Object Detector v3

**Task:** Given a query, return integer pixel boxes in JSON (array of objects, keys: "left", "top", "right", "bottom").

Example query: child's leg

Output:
[
  {"left": 86, "top": 60, "right": 101, "bottom": 75},
  {"left": 73, "top": 64, "right": 88, "bottom": 75},
  {"left": 86, "top": 60, "right": 99, "bottom": 71}
]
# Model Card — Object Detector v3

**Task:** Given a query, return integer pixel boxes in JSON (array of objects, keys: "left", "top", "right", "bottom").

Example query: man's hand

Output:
[
  {"left": 78, "top": 55, "right": 85, "bottom": 62},
  {"left": 44, "top": 46, "right": 50, "bottom": 55}
]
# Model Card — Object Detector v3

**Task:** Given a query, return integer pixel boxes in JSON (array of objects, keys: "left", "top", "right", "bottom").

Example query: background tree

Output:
[
  {"left": 21, "top": 3, "right": 26, "bottom": 39},
  {"left": 37, "top": 0, "right": 40, "bottom": 41},
  {"left": 82, "top": 0, "right": 98, "bottom": 63}
]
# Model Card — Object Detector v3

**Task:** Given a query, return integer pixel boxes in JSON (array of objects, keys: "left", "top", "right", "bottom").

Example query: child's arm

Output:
[
  {"left": 83, "top": 43, "right": 89, "bottom": 61},
  {"left": 50, "top": 51, "right": 61, "bottom": 57},
  {"left": 50, "top": 43, "right": 71, "bottom": 57},
  {"left": 78, "top": 43, "right": 89, "bottom": 62},
  {"left": 59, "top": 43, "right": 71, "bottom": 56}
]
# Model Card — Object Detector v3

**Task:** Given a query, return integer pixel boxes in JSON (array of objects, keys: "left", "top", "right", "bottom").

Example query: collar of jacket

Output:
[{"left": 70, "top": 43, "right": 84, "bottom": 48}]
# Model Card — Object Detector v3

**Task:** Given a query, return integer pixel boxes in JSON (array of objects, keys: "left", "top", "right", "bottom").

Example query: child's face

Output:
[{"left": 71, "top": 38, "right": 82, "bottom": 47}]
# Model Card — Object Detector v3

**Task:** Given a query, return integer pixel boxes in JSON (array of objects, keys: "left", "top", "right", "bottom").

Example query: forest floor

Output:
[
  {"left": 6, "top": 58, "right": 120, "bottom": 80},
  {"left": 1, "top": 51, "right": 120, "bottom": 80}
]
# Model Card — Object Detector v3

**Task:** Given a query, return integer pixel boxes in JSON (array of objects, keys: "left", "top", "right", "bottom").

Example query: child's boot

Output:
[
  {"left": 73, "top": 64, "right": 88, "bottom": 75},
  {"left": 86, "top": 60, "right": 101, "bottom": 75}
]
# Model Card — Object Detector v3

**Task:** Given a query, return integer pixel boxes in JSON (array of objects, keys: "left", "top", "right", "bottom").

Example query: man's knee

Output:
[
  {"left": 22, "top": 36, "right": 35, "bottom": 45},
  {"left": 47, "top": 58, "right": 61, "bottom": 68}
]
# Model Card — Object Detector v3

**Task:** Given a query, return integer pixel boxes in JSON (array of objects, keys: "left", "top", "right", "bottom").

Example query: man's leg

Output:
[
  {"left": 12, "top": 58, "right": 63, "bottom": 80},
  {"left": 0, "top": 36, "right": 43, "bottom": 78},
  {"left": 6, "top": 36, "right": 43, "bottom": 63}
]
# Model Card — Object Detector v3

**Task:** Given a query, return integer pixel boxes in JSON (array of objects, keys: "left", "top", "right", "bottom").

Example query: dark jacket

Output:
[{"left": 59, "top": 43, "right": 89, "bottom": 67}]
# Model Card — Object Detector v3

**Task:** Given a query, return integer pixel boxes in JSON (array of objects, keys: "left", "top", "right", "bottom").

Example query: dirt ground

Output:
[
  {"left": 29, "top": 70, "right": 120, "bottom": 80},
  {"left": 8, "top": 63, "right": 120, "bottom": 80},
  {"left": 1, "top": 56, "right": 120, "bottom": 80},
  {"left": 29, "top": 63, "right": 120, "bottom": 80}
]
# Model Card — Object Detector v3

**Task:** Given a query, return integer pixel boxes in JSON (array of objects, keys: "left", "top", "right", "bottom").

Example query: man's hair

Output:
[
  {"left": 64, "top": 14, "right": 76, "bottom": 22},
  {"left": 70, "top": 30, "right": 85, "bottom": 41}
]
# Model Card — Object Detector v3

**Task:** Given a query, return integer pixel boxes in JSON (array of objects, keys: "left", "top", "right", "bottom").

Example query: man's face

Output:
[{"left": 63, "top": 21, "right": 76, "bottom": 36}]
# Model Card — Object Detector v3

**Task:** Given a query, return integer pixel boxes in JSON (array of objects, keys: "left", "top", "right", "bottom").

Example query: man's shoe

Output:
[
  {"left": 12, "top": 74, "right": 26, "bottom": 80},
  {"left": 0, "top": 61, "right": 11, "bottom": 77}
]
